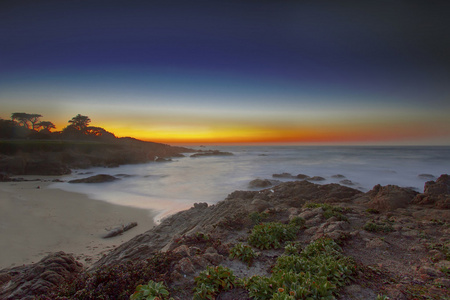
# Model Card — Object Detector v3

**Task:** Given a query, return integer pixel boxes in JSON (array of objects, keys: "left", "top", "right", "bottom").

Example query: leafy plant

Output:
[
  {"left": 229, "top": 243, "right": 258, "bottom": 266},
  {"left": 304, "top": 203, "right": 349, "bottom": 221},
  {"left": 363, "top": 221, "right": 394, "bottom": 233},
  {"left": 244, "top": 238, "right": 356, "bottom": 299},
  {"left": 249, "top": 211, "right": 269, "bottom": 224},
  {"left": 193, "top": 265, "right": 236, "bottom": 299},
  {"left": 284, "top": 241, "right": 302, "bottom": 255},
  {"left": 130, "top": 280, "right": 173, "bottom": 300},
  {"left": 248, "top": 222, "right": 300, "bottom": 250},
  {"left": 289, "top": 216, "right": 306, "bottom": 228}
]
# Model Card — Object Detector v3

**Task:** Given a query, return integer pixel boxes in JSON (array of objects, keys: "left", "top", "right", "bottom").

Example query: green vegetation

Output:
[
  {"left": 248, "top": 221, "right": 300, "bottom": 250},
  {"left": 193, "top": 265, "right": 236, "bottom": 300},
  {"left": 244, "top": 238, "right": 356, "bottom": 299},
  {"left": 249, "top": 211, "right": 269, "bottom": 224},
  {"left": 304, "top": 203, "right": 349, "bottom": 222},
  {"left": 284, "top": 241, "right": 302, "bottom": 255},
  {"left": 363, "top": 221, "right": 394, "bottom": 233},
  {"left": 130, "top": 280, "right": 173, "bottom": 300},
  {"left": 229, "top": 243, "right": 258, "bottom": 266}
]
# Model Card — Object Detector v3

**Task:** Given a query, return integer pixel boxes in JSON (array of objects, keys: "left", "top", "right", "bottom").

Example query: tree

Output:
[
  {"left": 11, "top": 112, "right": 31, "bottom": 128},
  {"left": 29, "top": 114, "right": 43, "bottom": 130},
  {"left": 36, "top": 121, "right": 56, "bottom": 131},
  {"left": 10, "top": 112, "right": 42, "bottom": 130},
  {"left": 68, "top": 114, "right": 91, "bottom": 131}
]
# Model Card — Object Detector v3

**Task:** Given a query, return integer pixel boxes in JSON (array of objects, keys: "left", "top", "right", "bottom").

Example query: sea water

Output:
[{"left": 50, "top": 146, "right": 450, "bottom": 222}]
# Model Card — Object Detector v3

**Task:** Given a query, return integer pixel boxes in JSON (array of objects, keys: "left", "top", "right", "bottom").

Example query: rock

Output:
[
  {"left": 175, "top": 257, "right": 195, "bottom": 274},
  {"left": 308, "top": 176, "right": 326, "bottom": 181},
  {"left": 419, "top": 174, "right": 436, "bottom": 180},
  {"left": 332, "top": 174, "right": 346, "bottom": 179},
  {"left": 190, "top": 150, "right": 233, "bottom": 157},
  {"left": 69, "top": 174, "right": 119, "bottom": 183},
  {"left": 414, "top": 174, "right": 450, "bottom": 208},
  {"left": 0, "top": 252, "right": 83, "bottom": 300},
  {"left": 248, "top": 179, "right": 273, "bottom": 188},
  {"left": 366, "top": 184, "right": 418, "bottom": 211},
  {"left": 272, "top": 172, "right": 294, "bottom": 178},
  {"left": 296, "top": 174, "right": 310, "bottom": 179},
  {"left": 340, "top": 179, "right": 354, "bottom": 185},
  {"left": 0, "top": 173, "right": 12, "bottom": 181}
]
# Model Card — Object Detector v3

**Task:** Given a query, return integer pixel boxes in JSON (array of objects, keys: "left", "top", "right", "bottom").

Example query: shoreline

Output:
[{"left": 0, "top": 177, "right": 157, "bottom": 269}]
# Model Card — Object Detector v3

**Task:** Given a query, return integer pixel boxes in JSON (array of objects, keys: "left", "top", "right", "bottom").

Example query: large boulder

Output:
[
  {"left": 413, "top": 174, "right": 450, "bottom": 209},
  {"left": 366, "top": 184, "right": 418, "bottom": 211},
  {"left": 0, "top": 252, "right": 83, "bottom": 300}
]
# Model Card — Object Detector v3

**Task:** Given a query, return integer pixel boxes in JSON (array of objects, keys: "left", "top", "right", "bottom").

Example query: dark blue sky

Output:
[{"left": 1, "top": 1, "right": 449, "bottom": 144}]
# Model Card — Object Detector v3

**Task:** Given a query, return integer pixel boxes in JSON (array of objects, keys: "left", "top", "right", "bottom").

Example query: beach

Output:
[{"left": 0, "top": 177, "right": 156, "bottom": 269}]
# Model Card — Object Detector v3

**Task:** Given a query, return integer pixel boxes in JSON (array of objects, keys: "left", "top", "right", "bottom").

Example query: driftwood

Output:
[{"left": 103, "top": 222, "right": 138, "bottom": 239}]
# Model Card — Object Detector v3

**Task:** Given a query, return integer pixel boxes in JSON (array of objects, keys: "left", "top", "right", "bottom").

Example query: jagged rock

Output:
[
  {"left": 0, "top": 252, "right": 83, "bottom": 300},
  {"left": 418, "top": 174, "right": 436, "bottom": 180},
  {"left": 332, "top": 174, "right": 346, "bottom": 179},
  {"left": 366, "top": 184, "right": 418, "bottom": 211},
  {"left": 69, "top": 174, "right": 119, "bottom": 183},
  {"left": 414, "top": 174, "right": 450, "bottom": 208},
  {"left": 248, "top": 179, "right": 273, "bottom": 188},
  {"left": 340, "top": 179, "right": 354, "bottom": 186},
  {"left": 93, "top": 181, "right": 362, "bottom": 268}
]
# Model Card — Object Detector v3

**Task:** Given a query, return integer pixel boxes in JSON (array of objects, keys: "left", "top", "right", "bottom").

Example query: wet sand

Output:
[{"left": 0, "top": 177, "right": 156, "bottom": 269}]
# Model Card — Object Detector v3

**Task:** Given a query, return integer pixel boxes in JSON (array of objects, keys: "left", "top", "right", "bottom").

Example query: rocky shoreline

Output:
[{"left": 1, "top": 175, "right": 449, "bottom": 299}]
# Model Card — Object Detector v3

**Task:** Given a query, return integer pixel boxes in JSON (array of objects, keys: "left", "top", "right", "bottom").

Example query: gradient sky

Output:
[{"left": 1, "top": 1, "right": 449, "bottom": 145}]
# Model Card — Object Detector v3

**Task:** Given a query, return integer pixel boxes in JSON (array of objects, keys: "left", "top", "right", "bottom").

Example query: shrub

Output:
[
  {"left": 304, "top": 203, "right": 349, "bottom": 222},
  {"left": 193, "top": 265, "right": 236, "bottom": 299},
  {"left": 130, "top": 280, "right": 173, "bottom": 300},
  {"left": 284, "top": 241, "right": 302, "bottom": 255},
  {"left": 248, "top": 222, "right": 299, "bottom": 250},
  {"left": 244, "top": 238, "right": 356, "bottom": 300},
  {"left": 229, "top": 243, "right": 258, "bottom": 266},
  {"left": 363, "top": 221, "right": 394, "bottom": 233},
  {"left": 249, "top": 211, "right": 269, "bottom": 224}
]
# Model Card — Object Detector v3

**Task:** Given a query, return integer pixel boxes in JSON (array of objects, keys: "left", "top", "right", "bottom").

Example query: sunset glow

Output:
[{"left": 1, "top": 1, "right": 449, "bottom": 145}]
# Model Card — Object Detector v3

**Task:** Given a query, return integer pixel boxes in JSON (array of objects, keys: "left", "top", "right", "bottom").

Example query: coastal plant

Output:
[
  {"left": 249, "top": 211, "right": 269, "bottom": 224},
  {"left": 130, "top": 280, "right": 173, "bottom": 300},
  {"left": 193, "top": 265, "right": 236, "bottom": 299},
  {"left": 304, "top": 203, "right": 349, "bottom": 222},
  {"left": 248, "top": 221, "right": 300, "bottom": 250},
  {"left": 244, "top": 238, "right": 356, "bottom": 299},
  {"left": 284, "top": 241, "right": 302, "bottom": 255},
  {"left": 363, "top": 221, "right": 394, "bottom": 233},
  {"left": 229, "top": 243, "right": 258, "bottom": 266}
]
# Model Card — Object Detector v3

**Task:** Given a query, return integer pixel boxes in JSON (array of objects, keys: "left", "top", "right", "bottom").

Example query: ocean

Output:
[{"left": 50, "top": 146, "right": 450, "bottom": 222}]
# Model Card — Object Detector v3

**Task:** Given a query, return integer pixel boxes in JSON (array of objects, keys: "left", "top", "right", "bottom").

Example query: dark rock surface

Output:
[
  {"left": 69, "top": 174, "right": 119, "bottom": 183},
  {"left": 365, "top": 184, "right": 418, "bottom": 211},
  {"left": 190, "top": 150, "right": 233, "bottom": 157},
  {"left": 0, "top": 252, "right": 83, "bottom": 300},
  {"left": 413, "top": 174, "right": 450, "bottom": 208}
]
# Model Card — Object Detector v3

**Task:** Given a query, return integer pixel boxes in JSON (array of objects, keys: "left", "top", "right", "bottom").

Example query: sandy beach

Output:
[{"left": 0, "top": 177, "right": 156, "bottom": 269}]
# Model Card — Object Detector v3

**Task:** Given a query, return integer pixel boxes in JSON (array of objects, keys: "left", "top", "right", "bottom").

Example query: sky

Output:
[{"left": 1, "top": 1, "right": 449, "bottom": 145}]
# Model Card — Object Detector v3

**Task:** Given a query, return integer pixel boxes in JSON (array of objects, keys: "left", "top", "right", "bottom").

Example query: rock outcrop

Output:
[
  {"left": 0, "top": 252, "right": 83, "bottom": 300},
  {"left": 365, "top": 184, "right": 418, "bottom": 211},
  {"left": 413, "top": 174, "right": 450, "bottom": 208}
]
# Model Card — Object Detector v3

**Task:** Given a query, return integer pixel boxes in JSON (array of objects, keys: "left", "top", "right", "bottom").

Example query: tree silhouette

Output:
[
  {"left": 29, "top": 114, "right": 43, "bottom": 130},
  {"left": 36, "top": 121, "right": 56, "bottom": 131},
  {"left": 68, "top": 114, "right": 91, "bottom": 131},
  {"left": 11, "top": 112, "right": 42, "bottom": 129}
]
